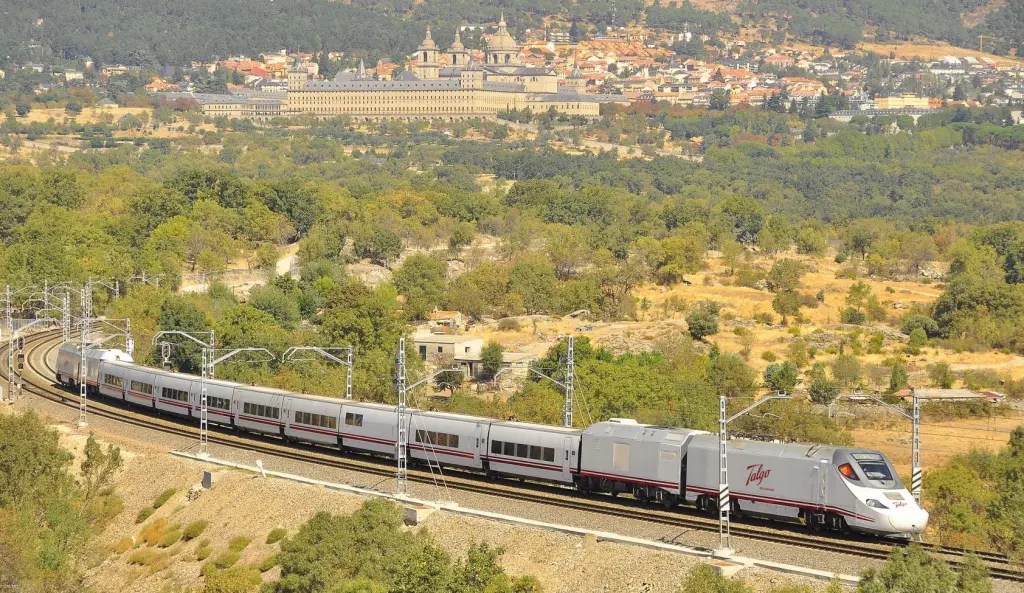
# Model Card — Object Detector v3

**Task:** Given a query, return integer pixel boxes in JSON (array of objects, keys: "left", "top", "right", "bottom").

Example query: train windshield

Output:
[{"left": 851, "top": 453, "right": 899, "bottom": 486}]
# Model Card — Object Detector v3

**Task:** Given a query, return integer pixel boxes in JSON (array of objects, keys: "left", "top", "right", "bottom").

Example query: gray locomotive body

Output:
[{"left": 684, "top": 435, "right": 928, "bottom": 536}]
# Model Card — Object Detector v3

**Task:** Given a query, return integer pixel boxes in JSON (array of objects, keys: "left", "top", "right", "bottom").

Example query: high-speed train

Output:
[{"left": 56, "top": 344, "right": 928, "bottom": 537}]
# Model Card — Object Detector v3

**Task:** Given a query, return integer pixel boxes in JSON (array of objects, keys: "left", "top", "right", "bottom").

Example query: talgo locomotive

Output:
[{"left": 57, "top": 344, "right": 927, "bottom": 537}]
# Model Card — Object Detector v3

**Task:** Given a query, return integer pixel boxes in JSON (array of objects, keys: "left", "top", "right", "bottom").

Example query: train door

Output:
[
  {"left": 811, "top": 459, "right": 828, "bottom": 510},
  {"left": 474, "top": 422, "right": 485, "bottom": 463},
  {"left": 564, "top": 436, "right": 576, "bottom": 481}
]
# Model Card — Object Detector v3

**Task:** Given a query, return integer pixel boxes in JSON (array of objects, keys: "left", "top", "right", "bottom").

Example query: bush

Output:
[
  {"left": 127, "top": 548, "right": 164, "bottom": 566},
  {"left": 203, "top": 566, "right": 262, "bottom": 593},
  {"left": 760, "top": 351, "right": 777, "bottom": 362},
  {"left": 159, "top": 529, "right": 183, "bottom": 548},
  {"left": 686, "top": 301, "right": 720, "bottom": 341},
  {"left": 228, "top": 536, "right": 252, "bottom": 552},
  {"left": 212, "top": 550, "right": 241, "bottom": 570},
  {"left": 907, "top": 328, "right": 927, "bottom": 354},
  {"left": 809, "top": 375, "right": 840, "bottom": 404},
  {"left": 183, "top": 520, "right": 209, "bottom": 541},
  {"left": 901, "top": 314, "right": 939, "bottom": 337},
  {"left": 196, "top": 541, "right": 213, "bottom": 561},
  {"left": 834, "top": 252, "right": 848, "bottom": 264},
  {"left": 153, "top": 488, "right": 176, "bottom": 509},
  {"left": 135, "top": 507, "right": 155, "bottom": 524},
  {"left": 266, "top": 528, "right": 287, "bottom": 545},
  {"left": 138, "top": 518, "right": 172, "bottom": 546},
  {"left": 753, "top": 311, "right": 774, "bottom": 325},
  {"left": 928, "top": 362, "right": 956, "bottom": 389},
  {"left": 259, "top": 553, "right": 279, "bottom": 572},
  {"left": 496, "top": 318, "right": 521, "bottom": 332},
  {"left": 763, "top": 361, "right": 799, "bottom": 393},
  {"left": 840, "top": 307, "right": 867, "bottom": 325}
]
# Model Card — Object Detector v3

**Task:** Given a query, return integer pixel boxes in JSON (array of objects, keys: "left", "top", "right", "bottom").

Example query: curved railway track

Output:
[{"left": 8, "top": 329, "right": 1023, "bottom": 581}]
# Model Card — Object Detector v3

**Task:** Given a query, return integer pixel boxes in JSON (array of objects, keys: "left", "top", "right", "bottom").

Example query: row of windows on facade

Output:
[
  {"left": 295, "top": 411, "right": 338, "bottom": 429},
  {"left": 491, "top": 439, "right": 557, "bottom": 463},
  {"left": 415, "top": 429, "right": 460, "bottom": 449},
  {"left": 243, "top": 402, "right": 280, "bottom": 419}
]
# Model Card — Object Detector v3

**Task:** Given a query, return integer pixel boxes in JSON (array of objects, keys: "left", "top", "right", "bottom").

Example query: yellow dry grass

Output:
[
  {"left": 858, "top": 41, "right": 1024, "bottom": 65},
  {"left": 21, "top": 106, "right": 153, "bottom": 125}
]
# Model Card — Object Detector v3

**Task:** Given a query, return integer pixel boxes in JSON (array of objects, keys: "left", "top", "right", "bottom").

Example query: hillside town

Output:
[{"left": 7, "top": 18, "right": 1024, "bottom": 121}]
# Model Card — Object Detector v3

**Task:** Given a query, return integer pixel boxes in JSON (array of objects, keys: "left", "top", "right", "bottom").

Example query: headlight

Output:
[{"left": 865, "top": 498, "right": 888, "bottom": 509}]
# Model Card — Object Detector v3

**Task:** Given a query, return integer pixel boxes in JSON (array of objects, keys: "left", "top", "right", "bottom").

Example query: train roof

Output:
[
  {"left": 490, "top": 420, "right": 582, "bottom": 434},
  {"left": 284, "top": 391, "right": 348, "bottom": 406},
  {"left": 583, "top": 419, "right": 709, "bottom": 442},
  {"left": 689, "top": 434, "right": 858, "bottom": 460}
]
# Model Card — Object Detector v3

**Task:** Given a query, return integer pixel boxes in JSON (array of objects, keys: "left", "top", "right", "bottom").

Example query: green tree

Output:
[
  {"left": 79, "top": 434, "right": 122, "bottom": 502},
  {"left": 928, "top": 362, "right": 955, "bottom": 389},
  {"left": 889, "top": 361, "right": 910, "bottom": 392},
  {"left": 766, "top": 259, "right": 806, "bottom": 293},
  {"left": 809, "top": 374, "right": 840, "bottom": 404},
  {"left": 771, "top": 290, "right": 802, "bottom": 323},
  {"left": 156, "top": 295, "right": 210, "bottom": 373},
  {"left": 907, "top": 327, "right": 927, "bottom": 354},
  {"left": 480, "top": 341, "right": 504, "bottom": 380},
  {"left": 686, "top": 301, "right": 720, "bottom": 341},
  {"left": 507, "top": 256, "right": 557, "bottom": 314},
  {"left": 354, "top": 228, "right": 402, "bottom": 268},
  {"left": 831, "top": 354, "right": 862, "bottom": 389},
  {"left": 763, "top": 361, "right": 799, "bottom": 393},
  {"left": 393, "top": 253, "right": 447, "bottom": 320}
]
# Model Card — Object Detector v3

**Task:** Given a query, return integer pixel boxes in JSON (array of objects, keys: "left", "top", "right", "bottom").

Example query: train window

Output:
[
  {"left": 130, "top": 380, "right": 153, "bottom": 395},
  {"left": 449, "top": 434, "right": 459, "bottom": 448},
  {"left": 543, "top": 447, "right": 555, "bottom": 462},
  {"left": 659, "top": 450, "right": 678, "bottom": 461},
  {"left": 208, "top": 397, "right": 229, "bottom": 409},
  {"left": 345, "top": 413, "right": 363, "bottom": 427},
  {"left": 529, "top": 445, "right": 542, "bottom": 460},
  {"left": 491, "top": 440, "right": 502, "bottom": 454},
  {"left": 516, "top": 443, "right": 528, "bottom": 458},
  {"left": 857, "top": 461, "right": 894, "bottom": 482},
  {"left": 104, "top": 374, "right": 124, "bottom": 388},
  {"left": 327, "top": 416, "right": 337, "bottom": 429},
  {"left": 503, "top": 441, "right": 515, "bottom": 456},
  {"left": 162, "top": 387, "right": 188, "bottom": 402}
]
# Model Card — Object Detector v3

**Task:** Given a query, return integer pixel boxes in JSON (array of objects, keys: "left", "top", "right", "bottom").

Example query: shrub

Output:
[
  {"left": 907, "top": 328, "right": 927, "bottom": 354},
  {"left": 761, "top": 351, "right": 777, "bottom": 362},
  {"left": 753, "top": 311, "right": 774, "bottom": 325},
  {"left": 496, "top": 318, "right": 521, "bottom": 332},
  {"left": 135, "top": 507, "right": 155, "bottom": 524},
  {"left": 212, "top": 550, "right": 241, "bottom": 570},
  {"left": 159, "top": 529, "right": 183, "bottom": 548},
  {"left": 685, "top": 301, "right": 720, "bottom": 341},
  {"left": 809, "top": 375, "right": 840, "bottom": 404},
  {"left": 183, "top": 520, "right": 209, "bottom": 541},
  {"left": 928, "top": 362, "right": 956, "bottom": 389},
  {"left": 901, "top": 314, "right": 939, "bottom": 337},
  {"left": 111, "top": 537, "right": 133, "bottom": 554},
  {"left": 228, "top": 536, "right": 252, "bottom": 553},
  {"left": 153, "top": 488, "right": 176, "bottom": 509},
  {"left": 763, "top": 361, "right": 799, "bottom": 393},
  {"left": 834, "top": 252, "right": 848, "bottom": 264},
  {"left": 203, "top": 566, "right": 262, "bottom": 593},
  {"left": 266, "top": 528, "right": 287, "bottom": 545},
  {"left": 840, "top": 307, "right": 866, "bottom": 325},
  {"left": 127, "top": 548, "right": 163, "bottom": 566},
  {"left": 196, "top": 542, "right": 213, "bottom": 561},
  {"left": 138, "top": 518, "right": 172, "bottom": 546},
  {"left": 259, "top": 553, "right": 279, "bottom": 573}
]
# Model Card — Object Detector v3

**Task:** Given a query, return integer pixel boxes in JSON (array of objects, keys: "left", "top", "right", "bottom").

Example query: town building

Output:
[{"left": 284, "top": 17, "right": 600, "bottom": 120}]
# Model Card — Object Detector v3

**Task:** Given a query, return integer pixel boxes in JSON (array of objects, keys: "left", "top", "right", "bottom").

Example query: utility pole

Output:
[
  {"left": 716, "top": 392, "right": 790, "bottom": 557},
  {"left": 563, "top": 335, "right": 574, "bottom": 428},
  {"left": 396, "top": 337, "right": 408, "bottom": 497},
  {"left": 911, "top": 388, "right": 921, "bottom": 503},
  {"left": 78, "top": 281, "right": 91, "bottom": 428},
  {"left": 3, "top": 286, "right": 11, "bottom": 405},
  {"left": 153, "top": 329, "right": 218, "bottom": 456}
]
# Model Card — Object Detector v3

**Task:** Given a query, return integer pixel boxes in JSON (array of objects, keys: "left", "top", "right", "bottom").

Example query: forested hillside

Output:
[{"left": 3, "top": 0, "right": 1022, "bottom": 67}]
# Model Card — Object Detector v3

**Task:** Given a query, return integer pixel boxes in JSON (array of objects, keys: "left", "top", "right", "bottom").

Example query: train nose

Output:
[{"left": 888, "top": 508, "right": 929, "bottom": 535}]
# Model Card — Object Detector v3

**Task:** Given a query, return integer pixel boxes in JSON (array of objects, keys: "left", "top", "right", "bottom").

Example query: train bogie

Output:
[
  {"left": 580, "top": 420, "right": 708, "bottom": 505},
  {"left": 485, "top": 421, "right": 580, "bottom": 484},
  {"left": 408, "top": 411, "right": 486, "bottom": 470},
  {"left": 340, "top": 402, "right": 400, "bottom": 456},
  {"left": 234, "top": 387, "right": 288, "bottom": 435},
  {"left": 284, "top": 394, "right": 342, "bottom": 446}
]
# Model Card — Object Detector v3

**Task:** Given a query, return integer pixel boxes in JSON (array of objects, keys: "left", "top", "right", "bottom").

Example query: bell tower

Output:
[{"left": 414, "top": 25, "right": 440, "bottom": 79}]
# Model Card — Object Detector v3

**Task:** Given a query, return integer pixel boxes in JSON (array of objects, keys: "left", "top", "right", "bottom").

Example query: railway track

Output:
[{"left": 9, "top": 329, "right": 1024, "bottom": 581}]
